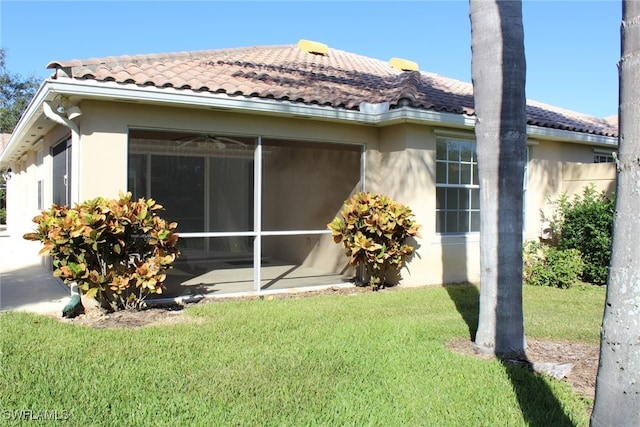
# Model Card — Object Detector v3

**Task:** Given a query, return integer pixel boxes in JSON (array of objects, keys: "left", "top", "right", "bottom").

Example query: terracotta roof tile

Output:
[{"left": 46, "top": 44, "right": 617, "bottom": 137}]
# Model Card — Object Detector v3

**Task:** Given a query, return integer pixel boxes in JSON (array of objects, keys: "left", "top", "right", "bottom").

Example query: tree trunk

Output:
[
  {"left": 591, "top": 2, "right": 640, "bottom": 425},
  {"left": 470, "top": 0, "right": 527, "bottom": 356}
]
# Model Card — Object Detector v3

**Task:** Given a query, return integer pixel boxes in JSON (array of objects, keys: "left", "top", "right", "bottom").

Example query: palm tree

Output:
[
  {"left": 469, "top": 0, "right": 527, "bottom": 356},
  {"left": 590, "top": 2, "right": 640, "bottom": 425}
]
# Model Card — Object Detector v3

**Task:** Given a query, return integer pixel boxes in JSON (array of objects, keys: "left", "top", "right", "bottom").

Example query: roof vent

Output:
[
  {"left": 389, "top": 57, "right": 419, "bottom": 72},
  {"left": 298, "top": 39, "right": 329, "bottom": 56}
]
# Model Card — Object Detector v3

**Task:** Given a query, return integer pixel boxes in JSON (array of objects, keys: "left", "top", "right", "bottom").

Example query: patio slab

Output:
[
  {"left": 0, "top": 226, "right": 355, "bottom": 312},
  {"left": 0, "top": 228, "right": 71, "bottom": 313}
]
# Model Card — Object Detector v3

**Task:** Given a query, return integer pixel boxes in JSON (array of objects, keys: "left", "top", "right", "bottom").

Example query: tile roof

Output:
[{"left": 47, "top": 43, "right": 617, "bottom": 138}]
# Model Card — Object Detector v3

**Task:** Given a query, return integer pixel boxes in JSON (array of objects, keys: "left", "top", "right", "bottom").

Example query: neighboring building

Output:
[{"left": 0, "top": 40, "right": 617, "bottom": 295}]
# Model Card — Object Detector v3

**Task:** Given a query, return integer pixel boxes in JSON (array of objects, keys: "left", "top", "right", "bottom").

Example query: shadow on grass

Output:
[
  {"left": 444, "top": 283, "right": 479, "bottom": 341},
  {"left": 444, "top": 284, "right": 577, "bottom": 427}
]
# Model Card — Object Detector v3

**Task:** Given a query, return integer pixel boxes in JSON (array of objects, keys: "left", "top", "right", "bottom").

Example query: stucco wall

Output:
[
  {"left": 526, "top": 139, "right": 616, "bottom": 239},
  {"left": 6, "top": 125, "right": 71, "bottom": 237},
  {"left": 5, "top": 99, "right": 618, "bottom": 288},
  {"left": 78, "top": 101, "right": 378, "bottom": 279},
  {"left": 365, "top": 125, "right": 483, "bottom": 286},
  {"left": 562, "top": 162, "right": 616, "bottom": 196},
  {"left": 74, "top": 101, "right": 129, "bottom": 201}
]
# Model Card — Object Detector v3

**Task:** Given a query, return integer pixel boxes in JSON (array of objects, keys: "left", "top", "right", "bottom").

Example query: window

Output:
[
  {"left": 436, "top": 138, "right": 479, "bottom": 233},
  {"left": 36, "top": 149, "right": 44, "bottom": 210},
  {"left": 593, "top": 150, "right": 615, "bottom": 163}
]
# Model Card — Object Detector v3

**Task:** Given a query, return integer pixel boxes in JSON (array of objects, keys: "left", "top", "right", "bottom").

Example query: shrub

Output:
[
  {"left": 545, "top": 184, "right": 613, "bottom": 285},
  {"left": 523, "top": 240, "right": 584, "bottom": 289},
  {"left": 328, "top": 192, "right": 421, "bottom": 290},
  {"left": 23, "top": 192, "right": 180, "bottom": 311}
]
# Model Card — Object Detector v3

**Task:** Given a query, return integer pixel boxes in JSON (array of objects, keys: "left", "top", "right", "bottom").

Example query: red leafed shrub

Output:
[
  {"left": 328, "top": 192, "right": 421, "bottom": 290},
  {"left": 24, "top": 192, "right": 179, "bottom": 311}
]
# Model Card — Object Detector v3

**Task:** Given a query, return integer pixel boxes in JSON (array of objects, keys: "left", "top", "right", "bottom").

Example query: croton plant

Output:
[
  {"left": 328, "top": 192, "right": 421, "bottom": 290},
  {"left": 24, "top": 192, "right": 179, "bottom": 311}
]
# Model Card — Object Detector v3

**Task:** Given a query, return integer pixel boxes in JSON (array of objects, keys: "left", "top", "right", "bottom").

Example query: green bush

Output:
[
  {"left": 23, "top": 192, "right": 180, "bottom": 311},
  {"left": 546, "top": 184, "right": 613, "bottom": 285},
  {"left": 328, "top": 192, "right": 421, "bottom": 290},
  {"left": 523, "top": 241, "right": 584, "bottom": 289}
]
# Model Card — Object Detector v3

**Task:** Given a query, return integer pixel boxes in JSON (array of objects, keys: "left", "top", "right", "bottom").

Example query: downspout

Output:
[
  {"left": 42, "top": 100, "right": 81, "bottom": 205},
  {"left": 43, "top": 100, "right": 84, "bottom": 316}
]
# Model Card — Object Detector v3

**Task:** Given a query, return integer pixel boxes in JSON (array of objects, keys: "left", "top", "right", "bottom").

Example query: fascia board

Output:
[
  {"left": 43, "top": 79, "right": 367, "bottom": 122},
  {"left": 526, "top": 125, "right": 618, "bottom": 148},
  {"left": 42, "top": 80, "right": 479, "bottom": 128},
  {"left": 375, "top": 107, "right": 476, "bottom": 128}
]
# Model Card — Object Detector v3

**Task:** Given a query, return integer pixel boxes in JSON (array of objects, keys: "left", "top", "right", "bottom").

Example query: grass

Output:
[{"left": 0, "top": 284, "right": 605, "bottom": 426}]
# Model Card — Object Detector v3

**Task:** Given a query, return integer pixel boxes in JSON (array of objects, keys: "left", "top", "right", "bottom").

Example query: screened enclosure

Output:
[{"left": 128, "top": 129, "right": 363, "bottom": 296}]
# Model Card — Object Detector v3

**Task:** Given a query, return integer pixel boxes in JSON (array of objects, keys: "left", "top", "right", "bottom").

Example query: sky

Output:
[{"left": 0, "top": 0, "right": 622, "bottom": 119}]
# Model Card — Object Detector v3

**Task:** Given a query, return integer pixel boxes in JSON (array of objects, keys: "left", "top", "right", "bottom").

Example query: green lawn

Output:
[{"left": 0, "top": 284, "right": 605, "bottom": 426}]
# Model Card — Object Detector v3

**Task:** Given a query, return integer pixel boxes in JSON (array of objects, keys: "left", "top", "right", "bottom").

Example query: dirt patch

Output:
[
  {"left": 62, "top": 305, "right": 198, "bottom": 329},
  {"left": 446, "top": 337, "right": 598, "bottom": 403}
]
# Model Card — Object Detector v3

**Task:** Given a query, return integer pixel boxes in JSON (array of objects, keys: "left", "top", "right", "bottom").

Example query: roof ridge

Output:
[{"left": 395, "top": 71, "right": 422, "bottom": 106}]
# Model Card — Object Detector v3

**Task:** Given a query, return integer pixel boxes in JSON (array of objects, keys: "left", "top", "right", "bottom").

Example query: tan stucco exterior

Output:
[{"left": 3, "top": 97, "right": 618, "bottom": 289}]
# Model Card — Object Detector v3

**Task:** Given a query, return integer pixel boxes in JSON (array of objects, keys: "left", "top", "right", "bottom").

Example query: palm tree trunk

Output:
[
  {"left": 470, "top": 0, "right": 527, "bottom": 356},
  {"left": 591, "top": 2, "right": 640, "bottom": 425}
]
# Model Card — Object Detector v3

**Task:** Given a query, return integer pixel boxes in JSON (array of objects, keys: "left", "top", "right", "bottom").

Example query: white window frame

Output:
[
  {"left": 435, "top": 136, "right": 480, "bottom": 234},
  {"left": 593, "top": 148, "right": 616, "bottom": 163}
]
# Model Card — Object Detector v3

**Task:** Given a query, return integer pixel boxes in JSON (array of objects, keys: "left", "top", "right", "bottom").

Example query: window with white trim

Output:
[
  {"left": 436, "top": 138, "right": 479, "bottom": 233},
  {"left": 593, "top": 149, "right": 615, "bottom": 163}
]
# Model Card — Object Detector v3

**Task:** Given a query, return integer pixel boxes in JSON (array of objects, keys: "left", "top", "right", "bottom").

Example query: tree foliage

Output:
[
  {"left": 545, "top": 185, "right": 614, "bottom": 285},
  {"left": 0, "top": 48, "right": 40, "bottom": 134},
  {"left": 523, "top": 241, "right": 584, "bottom": 289}
]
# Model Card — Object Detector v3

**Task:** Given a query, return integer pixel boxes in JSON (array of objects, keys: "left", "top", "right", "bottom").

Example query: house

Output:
[{"left": 0, "top": 40, "right": 618, "bottom": 296}]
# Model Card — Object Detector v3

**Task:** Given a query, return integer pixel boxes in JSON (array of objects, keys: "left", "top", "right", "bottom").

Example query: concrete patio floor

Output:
[
  {"left": 0, "top": 227, "right": 70, "bottom": 313},
  {"left": 0, "top": 226, "right": 354, "bottom": 313}
]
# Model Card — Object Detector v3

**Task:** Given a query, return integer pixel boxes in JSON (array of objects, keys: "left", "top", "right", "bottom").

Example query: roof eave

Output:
[
  {"left": 0, "top": 80, "right": 57, "bottom": 168},
  {"left": 0, "top": 79, "right": 617, "bottom": 168},
  {"left": 526, "top": 125, "right": 618, "bottom": 148}
]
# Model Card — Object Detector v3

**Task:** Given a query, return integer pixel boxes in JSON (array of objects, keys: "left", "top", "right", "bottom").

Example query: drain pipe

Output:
[
  {"left": 42, "top": 100, "right": 79, "bottom": 135},
  {"left": 42, "top": 98, "right": 81, "bottom": 206},
  {"left": 43, "top": 99, "right": 83, "bottom": 311}
]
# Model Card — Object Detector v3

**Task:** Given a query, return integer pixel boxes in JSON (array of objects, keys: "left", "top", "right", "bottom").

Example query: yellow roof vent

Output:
[
  {"left": 298, "top": 39, "right": 329, "bottom": 56},
  {"left": 389, "top": 57, "right": 419, "bottom": 72}
]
